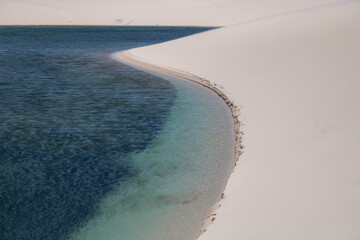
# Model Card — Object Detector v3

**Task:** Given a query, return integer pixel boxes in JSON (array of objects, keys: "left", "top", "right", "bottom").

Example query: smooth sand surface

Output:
[
  {"left": 117, "top": 0, "right": 360, "bottom": 239},
  {"left": 0, "top": 0, "right": 354, "bottom": 26}
]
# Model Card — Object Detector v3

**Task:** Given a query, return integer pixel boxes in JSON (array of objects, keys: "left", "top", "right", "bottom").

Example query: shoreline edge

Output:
[{"left": 113, "top": 51, "right": 243, "bottom": 238}]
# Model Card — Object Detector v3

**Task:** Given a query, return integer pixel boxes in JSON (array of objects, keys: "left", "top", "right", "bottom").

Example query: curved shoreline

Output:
[{"left": 113, "top": 51, "right": 243, "bottom": 238}]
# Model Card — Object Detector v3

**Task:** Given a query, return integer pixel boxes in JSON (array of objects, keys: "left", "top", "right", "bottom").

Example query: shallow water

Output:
[
  {"left": 70, "top": 73, "right": 235, "bottom": 240},
  {"left": 0, "top": 26, "right": 234, "bottom": 240}
]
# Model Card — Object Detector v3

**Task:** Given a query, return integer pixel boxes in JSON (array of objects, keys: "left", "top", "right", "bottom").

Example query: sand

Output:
[
  {"left": 0, "top": 0, "right": 354, "bottom": 26},
  {"left": 115, "top": 0, "right": 360, "bottom": 239}
]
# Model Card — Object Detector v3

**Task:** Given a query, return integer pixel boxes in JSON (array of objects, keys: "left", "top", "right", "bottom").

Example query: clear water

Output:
[{"left": 0, "top": 26, "right": 234, "bottom": 240}]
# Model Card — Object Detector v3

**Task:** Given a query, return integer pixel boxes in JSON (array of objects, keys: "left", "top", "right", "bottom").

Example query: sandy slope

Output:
[{"left": 119, "top": 1, "right": 360, "bottom": 239}]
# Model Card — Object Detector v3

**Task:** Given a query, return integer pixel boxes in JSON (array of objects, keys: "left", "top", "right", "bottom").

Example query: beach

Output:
[{"left": 116, "top": 1, "right": 360, "bottom": 239}]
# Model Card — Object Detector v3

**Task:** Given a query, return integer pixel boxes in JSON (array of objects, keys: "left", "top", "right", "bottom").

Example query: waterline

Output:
[{"left": 70, "top": 67, "right": 235, "bottom": 240}]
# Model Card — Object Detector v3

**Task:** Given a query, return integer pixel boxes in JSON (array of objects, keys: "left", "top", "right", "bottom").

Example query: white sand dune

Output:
[
  {"left": 117, "top": 1, "right": 360, "bottom": 239},
  {"left": 0, "top": 0, "right": 355, "bottom": 26}
]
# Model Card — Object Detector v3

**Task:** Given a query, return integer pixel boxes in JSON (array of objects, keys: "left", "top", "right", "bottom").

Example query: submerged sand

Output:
[{"left": 114, "top": 51, "right": 243, "bottom": 237}]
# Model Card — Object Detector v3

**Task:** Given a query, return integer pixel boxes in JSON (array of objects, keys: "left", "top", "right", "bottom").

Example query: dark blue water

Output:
[{"left": 0, "top": 26, "right": 214, "bottom": 240}]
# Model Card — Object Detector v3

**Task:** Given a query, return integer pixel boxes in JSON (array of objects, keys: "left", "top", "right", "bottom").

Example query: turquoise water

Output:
[
  {"left": 0, "top": 26, "right": 234, "bottom": 240},
  {"left": 70, "top": 72, "right": 235, "bottom": 240}
]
